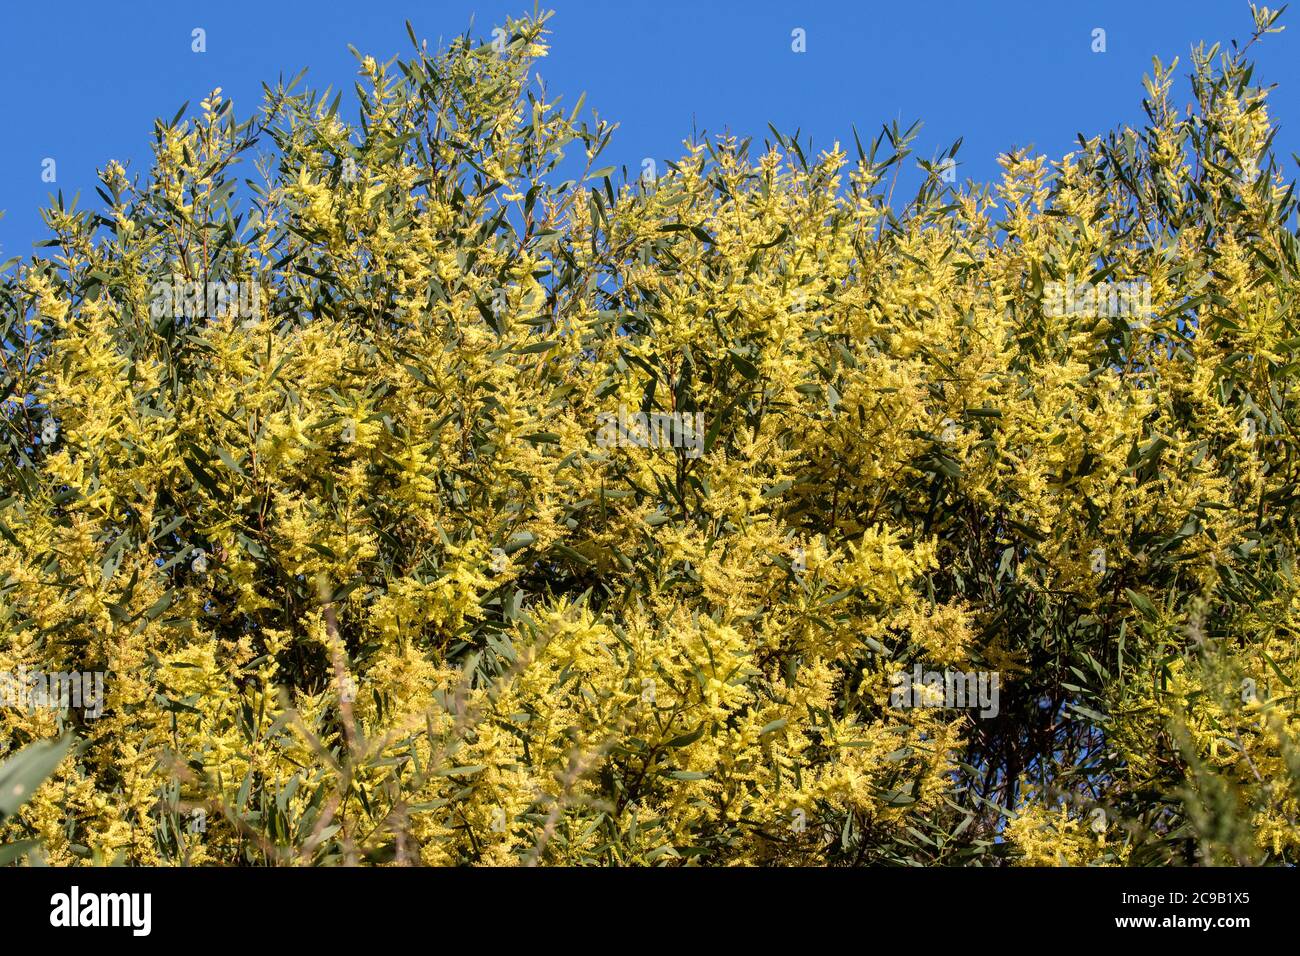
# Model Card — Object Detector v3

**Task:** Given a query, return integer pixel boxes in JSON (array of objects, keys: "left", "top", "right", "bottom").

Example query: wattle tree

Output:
[{"left": 1, "top": 7, "right": 1298, "bottom": 866}]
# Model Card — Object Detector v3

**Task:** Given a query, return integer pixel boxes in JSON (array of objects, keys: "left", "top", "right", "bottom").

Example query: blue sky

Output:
[{"left": 1, "top": 0, "right": 1296, "bottom": 258}]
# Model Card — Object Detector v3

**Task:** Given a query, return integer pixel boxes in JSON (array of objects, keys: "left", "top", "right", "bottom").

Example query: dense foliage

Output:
[{"left": 2, "top": 8, "right": 1299, "bottom": 865}]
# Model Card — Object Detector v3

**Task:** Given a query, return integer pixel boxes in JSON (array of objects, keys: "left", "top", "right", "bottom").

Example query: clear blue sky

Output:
[{"left": 1, "top": 0, "right": 1296, "bottom": 258}]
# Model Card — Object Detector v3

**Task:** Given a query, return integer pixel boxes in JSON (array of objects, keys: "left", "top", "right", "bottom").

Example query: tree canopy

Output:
[{"left": 2, "top": 7, "right": 1299, "bottom": 866}]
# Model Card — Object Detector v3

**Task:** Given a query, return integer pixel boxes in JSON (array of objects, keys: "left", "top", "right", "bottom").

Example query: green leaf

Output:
[
  {"left": 874, "top": 788, "right": 917, "bottom": 806},
  {"left": 144, "top": 590, "right": 175, "bottom": 620},
  {"left": 517, "top": 340, "right": 560, "bottom": 355},
  {"left": 433, "top": 765, "right": 486, "bottom": 777},
  {"left": 0, "top": 839, "right": 41, "bottom": 865},
  {"left": 183, "top": 456, "right": 222, "bottom": 497},
  {"left": 0, "top": 735, "right": 74, "bottom": 819},
  {"left": 1125, "top": 588, "right": 1158, "bottom": 620},
  {"left": 728, "top": 349, "right": 758, "bottom": 379},
  {"left": 214, "top": 446, "right": 246, "bottom": 476},
  {"left": 664, "top": 725, "right": 706, "bottom": 748}
]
